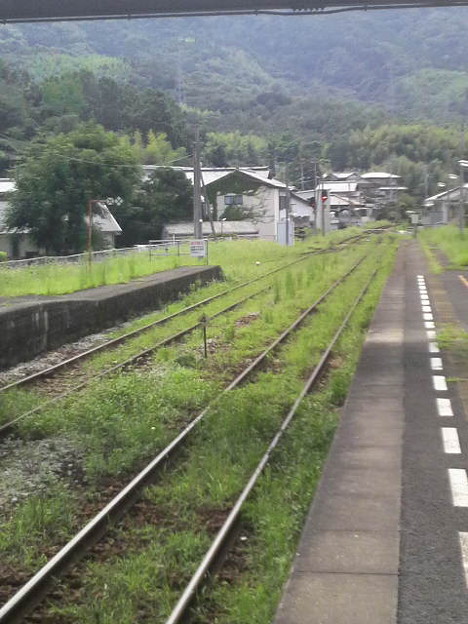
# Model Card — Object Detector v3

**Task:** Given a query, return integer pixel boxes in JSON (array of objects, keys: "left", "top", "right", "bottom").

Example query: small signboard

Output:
[{"left": 190, "top": 239, "right": 207, "bottom": 258}]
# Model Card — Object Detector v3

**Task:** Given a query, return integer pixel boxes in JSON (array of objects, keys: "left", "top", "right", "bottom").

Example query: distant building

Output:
[
  {"left": 0, "top": 179, "right": 122, "bottom": 259},
  {"left": 296, "top": 170, "right": 407, "bottom": 228},
  {"left": 148, "top": 166, "right": 314, "bottom": 242},
  {"left": 422, "top": 185, "right": 468, "bottom": 226}
]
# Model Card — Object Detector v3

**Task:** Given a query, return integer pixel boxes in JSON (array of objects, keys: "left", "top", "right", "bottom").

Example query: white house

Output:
[
  {"left": 0, "top": 179, "right": 122, "bottom": 259},
  {"left": 148, "top": 166, "right": 314, "bottom": 242}
]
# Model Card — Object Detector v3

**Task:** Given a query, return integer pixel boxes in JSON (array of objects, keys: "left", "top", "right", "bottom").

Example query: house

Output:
[
  {"left": 85, "top": 202, "right": 122, "bottom": 249},
  {"left": 296, "top": 170, "right": 408, "bottom": 227},
  {"left": 148, "top": 166, "right": 314, "bottom": 242},
  {"left": 359, "top": 172, "right": 407, "bottom": 213},
  {"left": 0, "top": 179, "right": 122, "bottom": 259},
  {"left": 422, "top": 185, "right": 468, "bottom": 226},
  {"left": 295, "top": 188, "right": 363, "bottom": 230}
]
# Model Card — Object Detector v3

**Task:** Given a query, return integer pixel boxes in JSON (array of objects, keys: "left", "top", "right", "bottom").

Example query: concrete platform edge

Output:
[{"left": 273, "top": 247, "right": 406, "bottom": 624}]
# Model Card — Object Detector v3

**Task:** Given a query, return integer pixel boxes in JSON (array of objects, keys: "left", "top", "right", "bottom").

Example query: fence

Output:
[
  {"left": 1, "top": 242, "right": 186, "bottom": 269},
  {"left": 0, "top": 235, "right": 263, "bottom": 270}
]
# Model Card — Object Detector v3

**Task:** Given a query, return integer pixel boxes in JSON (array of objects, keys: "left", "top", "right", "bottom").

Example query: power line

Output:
[{"left": 0, "top": 131, "right": 192, "bottom": 170}]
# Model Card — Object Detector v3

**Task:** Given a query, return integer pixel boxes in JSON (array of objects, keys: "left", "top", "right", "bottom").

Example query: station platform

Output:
[
  {"left": 274, "top": 239, "right": 468, "bottom": 624},
  {"left": 0, "top": 265, "right": 221, "bottom": 370}
]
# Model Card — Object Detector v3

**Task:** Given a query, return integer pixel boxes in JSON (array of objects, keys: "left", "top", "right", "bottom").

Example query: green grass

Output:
[
  {"left": 30, "top": 241, "right": 397, "bottom": 623},
  {"left": 0, "top": 235, "right": 397, "bottom": 624},
  {"left": 0, "top": 227, "right": 379, "bottom": 297},
  {"left": 419, "top": 225, "right": 468, "bottom": 267}
]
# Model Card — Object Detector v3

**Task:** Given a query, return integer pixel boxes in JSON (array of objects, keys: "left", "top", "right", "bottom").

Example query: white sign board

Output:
[{"left": 190, "top": 239, "right": 207, "bottom": 258}]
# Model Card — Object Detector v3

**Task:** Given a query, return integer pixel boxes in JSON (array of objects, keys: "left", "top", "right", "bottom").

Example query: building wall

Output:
[
  {"left": 216, "top": 186, "right": 278, "bottom": 241},
  {"left": 0, "top": 233, "right": 42, "bottom": 259}
]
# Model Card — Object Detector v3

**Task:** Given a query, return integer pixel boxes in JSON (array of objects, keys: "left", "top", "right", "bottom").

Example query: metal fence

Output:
[
  {"left": 1, "top": 242, "right": 188, "bottom": 269},
  {"left": 0, "top": 235, "right": 263, "bottom": 270}
]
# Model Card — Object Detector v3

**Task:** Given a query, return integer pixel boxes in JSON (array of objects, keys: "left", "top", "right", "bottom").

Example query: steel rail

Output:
[
  {"left": 0, "top": 228, "right": 382, "bottom": 394},
  {"left": 0, "top": 251, "right": 318, "bottom": 394},
  {"left": 0, "top": 281, "right": 275, "bottom": 436},
  {"left": 0, "top": 227, "right": 387, "bottom": 394},
  {"left": 0, "top": 253, "right": 369, "bottom": 624},
  {"left": 0, "top": 232, "right": 376, "bottom": 415},
  {"left": 0, "top": 231, "right": 370, "bottom": 394},
  {"left": 166, "top": 267, "right": 378, "bottom": 624},
  {"left": 0, "top": 233, "right": 386, "bottom": 437}
]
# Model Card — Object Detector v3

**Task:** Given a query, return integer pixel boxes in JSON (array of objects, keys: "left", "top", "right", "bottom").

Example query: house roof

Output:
[
  {"left": 378, "top": 186, "right": 408, "bottom": 191},
  {"left": 164, "top": 221, "right": 259, "bottom": 236},
  {"left": 1, "top": 200, "right": 121, "bottom": 235},
  {"left": 0, "top": 178, "right": 15, "bottom": 196},
  {"left": 0, "top": 201, "right": 29, "bottom": 234},
  {"left": 326, "top": 172, "right": 359, "bottom": 181},
  {"left": 87, "top": 202, "right": 122, "bottom": 234},
  {"left": 322, "top": 181, "right": 359, "bottom": 192},
  {"left": 360, "top": 172, "right": 401, "bottom": 180},
  {"left": 143, "top": 165, "right": 286, "bottom": 190},
  {"left": 329, "top": 194, "right": 363, "bottom": 207},
  {"left": 290, "top": 192, "right": 312, "bottom": 207},
  {"left": 424, "top": 184, "right": 468, "bottom": 206}
]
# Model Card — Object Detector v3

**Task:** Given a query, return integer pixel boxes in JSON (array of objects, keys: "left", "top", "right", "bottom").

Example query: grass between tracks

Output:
[
  {"left": 0, "top": 235, "right": 396, "bottom": 615},
  {"left": 27, "top": 240, "right": 397, "bottom": 623},
  {"left": 0, "top": 243, "right": 362, "bottom": 427},
  {"left": 0, "top": 228, "right": 367, "bottom": 297},
  {"left": 419, "top": 225, "right": 468, "bottom": 268}
]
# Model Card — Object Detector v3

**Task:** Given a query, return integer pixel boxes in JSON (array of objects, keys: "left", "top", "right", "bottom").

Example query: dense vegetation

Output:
[{"left": 2, "top": 8, "right": 468, "bottom": 238}]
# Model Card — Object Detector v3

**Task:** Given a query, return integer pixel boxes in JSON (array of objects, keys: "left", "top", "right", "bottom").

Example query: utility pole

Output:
[
  {"left": 460, "top": 125, "right": 466, "bottom": 236},
  {"left": 285, "top": 166, "right": 291, "bottom": 246},
  {"left": 193, "top": 126, "right": 202, "bottom": 239}
]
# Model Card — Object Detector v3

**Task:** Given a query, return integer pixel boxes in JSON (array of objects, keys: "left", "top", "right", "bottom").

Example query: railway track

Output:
[
  {"left": 0, "top": 248, "right": 379, "bottom": 624},
  {"left": 0, "top": 227, "right": 388, "bottom": 395},
  {"left": 0, "top": 233, "right": 386, "bottom": 438},
  {"left": 166, "top": 267, "right": 377, "bottom": 624}
]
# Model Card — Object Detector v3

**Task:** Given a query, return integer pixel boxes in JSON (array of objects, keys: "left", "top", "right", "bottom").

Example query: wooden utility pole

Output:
[{"left": 193, "top": 126, "right": 203, "bottom": 239}]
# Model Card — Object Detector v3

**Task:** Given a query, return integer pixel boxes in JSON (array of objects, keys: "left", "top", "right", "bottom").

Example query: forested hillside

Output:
[{"left": 1, "top": 7, "right": 468, "bottom": 199}]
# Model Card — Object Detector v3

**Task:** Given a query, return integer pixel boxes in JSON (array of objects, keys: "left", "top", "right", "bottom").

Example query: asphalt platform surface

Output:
[{"left": 274, "top": 239, "right": 468, "bottom": 624}]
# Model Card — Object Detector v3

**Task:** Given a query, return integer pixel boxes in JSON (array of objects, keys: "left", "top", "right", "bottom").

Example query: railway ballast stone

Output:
[{"left": 0, "top": 265, "right": 223, "bottom": 370}]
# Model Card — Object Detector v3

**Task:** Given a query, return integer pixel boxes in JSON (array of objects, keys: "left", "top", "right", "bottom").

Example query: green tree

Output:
[
  {"left": 8, "top": 123, "right": 140, "bottom": 254},
  {"left": 121, "top": 167, "right": 193, "bottom": 245},
  {"left": 131, "top": 130, "right": 187, "bottom": 165}
]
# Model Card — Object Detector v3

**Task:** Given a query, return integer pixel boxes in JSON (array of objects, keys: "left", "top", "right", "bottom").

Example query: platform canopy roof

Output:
[{"left": 0, "top": 0, "right": 467, "bottom": 23}]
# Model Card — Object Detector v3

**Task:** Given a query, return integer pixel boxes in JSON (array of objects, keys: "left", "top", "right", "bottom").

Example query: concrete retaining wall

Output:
[{"left": 0, "top": 265, "right": 222, "bottom": 370}]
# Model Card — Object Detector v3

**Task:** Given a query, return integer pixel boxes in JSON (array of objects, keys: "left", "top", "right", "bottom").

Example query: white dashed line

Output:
[
  {"left": 459, "top": 533, "right": 468, "bottom": 588},
  {"left": 437, "top": 398, "right": 454, "bottom": 417},
  {"left": 441, "top": 428, "right": 461, "bottom": 454},
  {"left": 427, "top": 330, "right": 436, "bottom": 340},
  {"left": 430, "top": 358, "right": 443, "bottom": 371},
  {"left": 429, "top": 342, "right": 440, "bottom": 353},
  {"left": 422, "top": 305, "right": 432, "bottom": 313},
  {"left": 425, "top": 321, "right": 435, "bottom": 329},
  {"left": 423, "top": 313, "right": 434, "bottom": 321},
  {"left": 433, "top": 375, "right": 448, "bottom": 391},
  {"left": 448, "top": 469, "right": 468, "bottom": 506}
]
